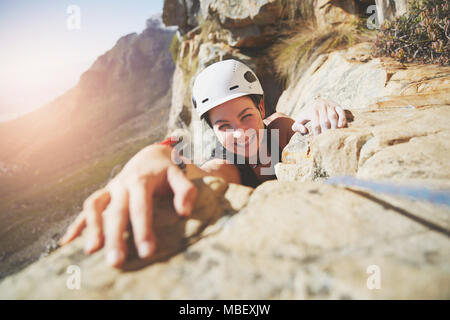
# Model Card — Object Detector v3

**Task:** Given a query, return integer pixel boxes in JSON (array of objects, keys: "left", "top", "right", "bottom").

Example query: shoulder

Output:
[
  {"left": 200, "top": 158, "right": 241, "bottom": 184},
  {"left": 263, "top": 111, "right": 294, "bottom": 128},
  {"left": 263, "top": 112, "right": 295, "bottom": 148}
]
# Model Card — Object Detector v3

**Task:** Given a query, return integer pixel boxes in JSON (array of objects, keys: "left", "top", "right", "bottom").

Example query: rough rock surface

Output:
[
  {"left": 162, "top": 0, "right": 200, "bottom": 33},
  {"left": 199, "top": 0, "right": 283, "bottom": 28},
  {"left": 315, "top": 0, "right": 358, "bottom": 29},
  {"left": 375, "top": 0, "right": 409, "bottom": 25},
  {"left": 1, "top": 176, "right": 448, "bottom": 299},
  {"left": 275, "top": 42, "right": 450, "bottom": 183}
]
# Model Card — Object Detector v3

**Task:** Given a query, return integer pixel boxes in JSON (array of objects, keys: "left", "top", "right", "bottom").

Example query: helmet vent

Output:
[
  {"left": 229, "top": 85, "right": 239, "bottom": 90},
  {"left": 202, "top": 98, "right": 209, "bottom": 103},
  {"left": 244, "top": 71, "right": 256, "bottom": 83}
]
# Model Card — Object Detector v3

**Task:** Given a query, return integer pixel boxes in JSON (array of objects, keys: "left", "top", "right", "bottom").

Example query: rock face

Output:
[
  {"left": 163, "top": 0, "right": 200, "bottom": 33},
  {"left": 275, "top": 42, "right": 450, "bottom": 183},
  {"left": 375, "top": 0, "right": 409, "bottom": 25},
  {"left": 315, "top": 0, "right": 358, "bottom": 29},
  {"left": 1, "top": 176, "right": 448, "bottom": 299}
]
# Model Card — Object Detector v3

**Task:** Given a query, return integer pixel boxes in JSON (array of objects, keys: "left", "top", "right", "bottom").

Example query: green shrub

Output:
[
  {"left": 170, "top": 33, "right": 180, "bottom": 64},
  {"left": 374, "top": 0, "right": 449, "bottom": 65}
]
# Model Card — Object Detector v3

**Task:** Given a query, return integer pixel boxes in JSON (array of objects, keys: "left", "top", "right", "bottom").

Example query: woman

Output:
[{"left": 59, "top": 59, "right": 347, "bottom": 267}]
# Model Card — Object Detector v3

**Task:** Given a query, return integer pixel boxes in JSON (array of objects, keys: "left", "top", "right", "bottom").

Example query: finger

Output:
[
  {"left": 291, "top": 119, "right": 308, "bottom": 134},
  {"left": 103, "top": 187, "right": 129, "bottom": 267},
  {"left": 292, "top": 122, "right": 308, "bottom": 134},
  {"left": 167, "top": 165, "right": 198, "bottom": 217},
  {"left": 311, "top": 108, "right": 321, "bottom": 135},
  {"left": 318, "top": 104, "right": 331, "bottom": 133},
  {"left": 128, "top": 178, "right": 157, "bottom": 259},
  {"left": 327, "top": 106, "right": 339, "bottom": 129},
  {"left": 84, "top": 189, "right": 111, "bottom": 254},
  {"left": 59, "top": 212, "right": 86, "bottom": 246},
  {"left": 335, "top": 106, "right": 347, "bottom": 127}
]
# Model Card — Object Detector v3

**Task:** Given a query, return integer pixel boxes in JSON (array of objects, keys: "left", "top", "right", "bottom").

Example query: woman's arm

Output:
[
  {"left": 59, "top": 144, "right": 240, "bottom": 267},
  {"left": 291, "top": 98, "right": 347, "bottom": 135},
  {"left": 264, "top": 98, "right": 348, "bottom": 148}
]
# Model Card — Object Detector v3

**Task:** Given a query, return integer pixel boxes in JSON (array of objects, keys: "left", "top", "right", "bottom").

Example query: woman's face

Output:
[{"left": 208, "top": 95, "right": 265, "bottom": 158}]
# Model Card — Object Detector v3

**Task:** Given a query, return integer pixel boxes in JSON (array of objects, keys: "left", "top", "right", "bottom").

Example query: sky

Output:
[{"left": 0, "top": 0, "right": 165, "bottom": 121}]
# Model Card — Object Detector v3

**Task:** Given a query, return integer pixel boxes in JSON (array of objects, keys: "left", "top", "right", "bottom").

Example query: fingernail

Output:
[
  {"left": 138, "top": 242, "right": 155, "bottom": 258},
  {"left": 106, "top": 250, "right": 123, "bottom": 266}
]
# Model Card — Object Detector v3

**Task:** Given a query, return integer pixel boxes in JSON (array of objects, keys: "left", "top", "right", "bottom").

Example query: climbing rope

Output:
[{"left": 325, "top": 176, "right": 450, "bottom": 207}]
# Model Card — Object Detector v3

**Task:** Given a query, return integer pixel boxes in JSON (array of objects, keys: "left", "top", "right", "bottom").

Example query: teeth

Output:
[{"left": 237, "top": 134, "right": 255, "bottom": 147}]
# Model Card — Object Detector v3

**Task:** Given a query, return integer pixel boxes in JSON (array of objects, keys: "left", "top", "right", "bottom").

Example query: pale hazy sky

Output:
[{"left": 0, "top": 0, "right": 165, "bottom": 121}]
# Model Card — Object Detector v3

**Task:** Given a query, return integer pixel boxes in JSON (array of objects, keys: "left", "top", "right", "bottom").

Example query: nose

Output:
[{"left": 233, "top": 128, "right": 245, "bottom": 140}]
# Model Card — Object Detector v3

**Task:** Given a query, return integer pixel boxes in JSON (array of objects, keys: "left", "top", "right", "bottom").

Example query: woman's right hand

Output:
[{"left": 58, "top": 144, "right": 198, "bottom": 267}]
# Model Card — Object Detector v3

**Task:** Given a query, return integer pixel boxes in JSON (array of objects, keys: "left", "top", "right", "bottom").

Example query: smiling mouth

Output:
[{"left": 236, "top": 134, "right": 256, "bottom": 148}]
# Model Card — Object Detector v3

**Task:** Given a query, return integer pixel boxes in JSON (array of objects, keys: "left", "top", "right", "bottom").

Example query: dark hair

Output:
[{"left": 203, "top": 94, "right": 264, "bottom": 128}]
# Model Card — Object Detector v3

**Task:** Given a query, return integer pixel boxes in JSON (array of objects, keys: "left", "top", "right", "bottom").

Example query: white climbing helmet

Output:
[{"left": 192, "top": 59, "right": 264, "bottom": 119}]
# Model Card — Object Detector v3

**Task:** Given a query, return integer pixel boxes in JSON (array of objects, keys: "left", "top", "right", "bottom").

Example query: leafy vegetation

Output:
[{"left": 374, "top": 0, "right": 449, "bottom": 65}]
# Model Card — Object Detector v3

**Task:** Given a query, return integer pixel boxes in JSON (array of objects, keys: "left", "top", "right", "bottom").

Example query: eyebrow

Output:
[{"left": 214, "top": 107, "right": 253, "bottom": 125}]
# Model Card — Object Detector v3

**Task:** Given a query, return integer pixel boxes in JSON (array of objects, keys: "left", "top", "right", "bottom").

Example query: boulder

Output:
[
  {"left": 275, "top": 42, "right": 450, "bottom": 184},
  {"left": 162, "top": 0, "right": 200, "bottom": 33},
  {"left": 375, "top": 0, "right": 408, "bottom": 25},
  {"left": 1, "top": 177, "right": 448, "bottom": 299},
  {"left": 315, "top": 0, "right": 358, "bottom": 29},
  {"left": 200, "top": 0, "right": 283, "bottom": 28}
]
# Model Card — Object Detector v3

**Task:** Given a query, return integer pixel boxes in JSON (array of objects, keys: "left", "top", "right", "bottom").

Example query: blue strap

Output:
[{"left": 325, "top": 176, "right": 450, "bottom": 207}]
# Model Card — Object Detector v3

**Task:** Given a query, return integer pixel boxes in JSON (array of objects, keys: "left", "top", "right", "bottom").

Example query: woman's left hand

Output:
[{"left": 291, "top": 98, "right": 347, "bottom": 135}]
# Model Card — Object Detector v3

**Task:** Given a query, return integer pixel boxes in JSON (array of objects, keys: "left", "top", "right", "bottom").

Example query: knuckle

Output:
[{"left": 127, "top": 174, "right": 148, "bottom": 187}]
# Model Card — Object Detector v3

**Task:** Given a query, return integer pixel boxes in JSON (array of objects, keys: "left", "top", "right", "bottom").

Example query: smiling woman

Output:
[
  {"left": 60, "top": 58, "right": 348, "bottom": 267},
  {"left": 192, "top": 59, "right": 291, "bottom": 186}
]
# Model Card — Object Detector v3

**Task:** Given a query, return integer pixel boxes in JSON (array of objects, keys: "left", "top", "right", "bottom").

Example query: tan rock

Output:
[
  {"left": 276, "top": 42, "right": 450, "bottom": 184},
  {"left": 200, "top": 0, "right": 282, "bottom": 28},
  {"left": 315, "top": 0, "right": 358, "bottom": 29},
  {"left": 375, "top": 0, "right": 409, "bottom": 25},
  {"left": 2, "top": 180, "right": 448, "bottom": 299}
]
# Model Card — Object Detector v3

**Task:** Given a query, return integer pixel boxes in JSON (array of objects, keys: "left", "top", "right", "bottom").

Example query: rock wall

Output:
[
  {"left": 1, "top": 176, "right": 449, "bottom": 299},
  {"left": 276, "top": 42, "right": 450, "bottom": 183}
]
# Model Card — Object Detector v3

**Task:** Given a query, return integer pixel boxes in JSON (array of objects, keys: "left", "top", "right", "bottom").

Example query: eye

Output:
[
  {"left": 241, "top": 114, "right": 252, "bottom": 120},
  {"left": 218, "top": 124, "right": 230, "bottom": 130}
]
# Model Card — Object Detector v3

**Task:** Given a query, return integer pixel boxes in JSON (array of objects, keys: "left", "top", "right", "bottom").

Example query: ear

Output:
[{"left": 258, "top": 99, "right": 265, "bottom": 119}]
